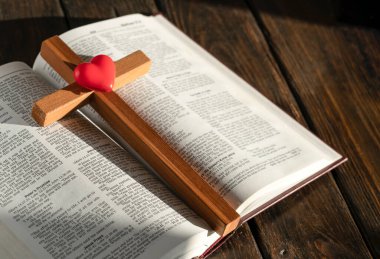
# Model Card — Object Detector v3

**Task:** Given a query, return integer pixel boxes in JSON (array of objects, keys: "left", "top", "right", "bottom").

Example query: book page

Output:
[
  {"left": 33, "top": 14, "right": 342, "bottom": 215},
  {"left": 0, "top": 62, "right": 219, "bottom": 259}
]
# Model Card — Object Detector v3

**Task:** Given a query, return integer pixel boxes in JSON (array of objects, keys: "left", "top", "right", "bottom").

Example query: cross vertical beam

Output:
[{"left": 33, "top": 36, "right": 240, "bottom": 236}]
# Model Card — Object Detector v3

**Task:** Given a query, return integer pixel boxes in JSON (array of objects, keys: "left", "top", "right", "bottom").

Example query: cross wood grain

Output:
[
  {"left": 249, "top": 0, "right": 380, "bottom": 256},
  {"left": 36, "top": 33, "right": 240, "bottom": 238}
]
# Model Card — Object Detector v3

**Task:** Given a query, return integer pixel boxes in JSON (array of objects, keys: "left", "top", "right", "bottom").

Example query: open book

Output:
[{"left": 0, "top": 14, "right": 345, "bottom": 258}]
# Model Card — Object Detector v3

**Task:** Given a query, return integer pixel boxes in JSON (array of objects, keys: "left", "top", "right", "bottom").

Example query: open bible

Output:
[{"left": 0, "top": 14, "right": 345, "bottom": 258}]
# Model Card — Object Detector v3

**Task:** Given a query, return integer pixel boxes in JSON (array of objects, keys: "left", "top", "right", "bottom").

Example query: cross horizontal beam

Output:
[{"left": 32, "top": 36, "right": 151, "bottom": 126}]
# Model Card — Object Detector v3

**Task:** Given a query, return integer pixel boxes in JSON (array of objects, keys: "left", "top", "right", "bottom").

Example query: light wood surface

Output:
[{"left": 33, "top": 35, "right": 240, "bottom": 237}]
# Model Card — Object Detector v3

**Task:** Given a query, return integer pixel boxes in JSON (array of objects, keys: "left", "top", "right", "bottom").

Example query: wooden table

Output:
[{"left": 0, "top": 0, "right": 378, "bottom": 258}]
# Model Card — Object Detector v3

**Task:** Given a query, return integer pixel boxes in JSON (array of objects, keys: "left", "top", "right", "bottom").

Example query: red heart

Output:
[{"left": 74, "top": 55, "right": 115, "bottom": 92}]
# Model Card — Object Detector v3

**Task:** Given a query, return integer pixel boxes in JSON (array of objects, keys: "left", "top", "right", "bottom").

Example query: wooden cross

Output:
[{"left": 32, "top": 36, "right": 240, "bottom": 237}]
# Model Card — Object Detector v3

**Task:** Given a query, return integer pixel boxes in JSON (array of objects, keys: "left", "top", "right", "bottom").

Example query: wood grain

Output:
[
  {"left": 249, "top": 0, "right": 380, "bottom": 256},
  {"left": 208, "top": 224, "right": 262, "bottom": 259},
  {"left": 32, "top": 83, "right": 92, "bottom": 126},
  {"left": 60, "top": 0, "right": 159, "bottom": 28},
  {"left": 157, "top": 0, "right": 372, "bottom": 257}
]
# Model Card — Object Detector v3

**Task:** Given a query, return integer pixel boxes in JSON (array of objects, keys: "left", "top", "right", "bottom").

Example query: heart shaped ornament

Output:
[{"left": 74, "top": 55, "right": 115, "bottom": 92}]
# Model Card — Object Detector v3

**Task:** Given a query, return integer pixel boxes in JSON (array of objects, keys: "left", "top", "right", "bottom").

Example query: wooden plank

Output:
[
  {"left": 60, "top": 0, "right": 262, "bottom": 257},
  {"left": 249, "top": 0, "right": 380, "bottom": 256},
  {"left": 60, "top": 0, "right": 159, "bottom": 28},
  {"left": 157, "top": 0, "right": 373, "bottom": 258},
  {"left": 0, "top": 0, "right": 67, "bottom": 65},
  {"left": 208, "top": 224, "right": 262, "bottom": 259}
]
